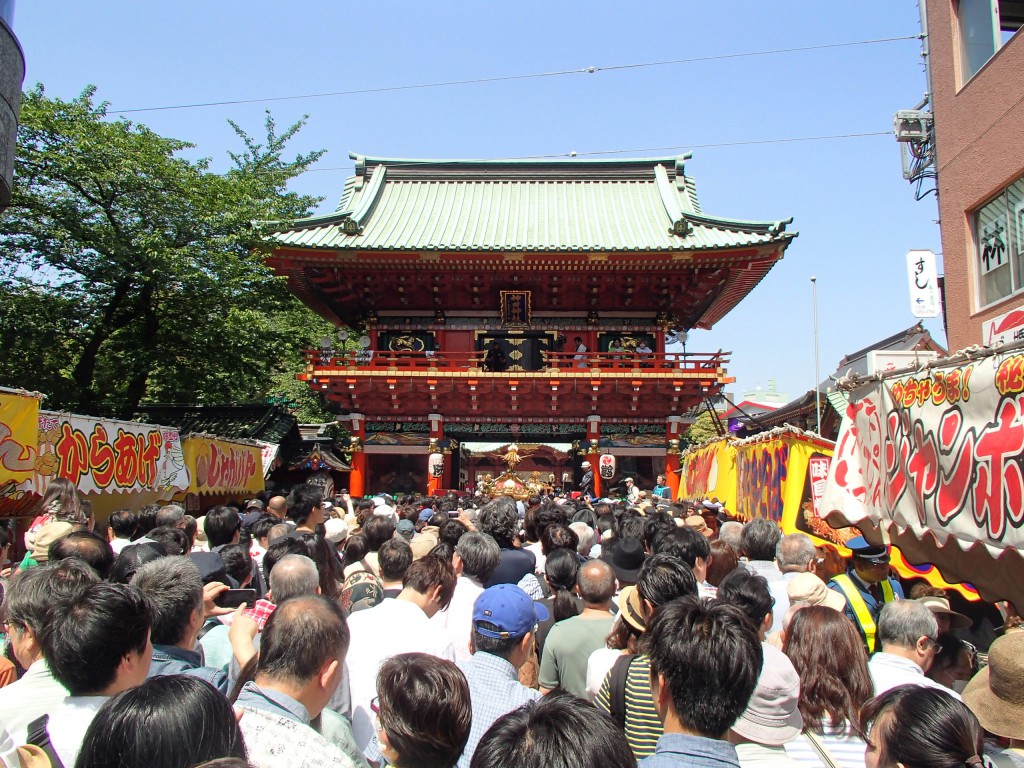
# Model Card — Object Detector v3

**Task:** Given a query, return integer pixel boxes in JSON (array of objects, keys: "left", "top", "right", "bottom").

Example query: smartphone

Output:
[
  {"left": 214, "top": 588, "right": 256, "bottom": 609},
  {"left": 449, "top": 510, "right": 461, "bottom": 518}
]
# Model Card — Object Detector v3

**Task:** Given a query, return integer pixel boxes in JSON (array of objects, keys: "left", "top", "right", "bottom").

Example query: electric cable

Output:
[{"left": 113, "top": 35, "right": 918, "bottom": 115}]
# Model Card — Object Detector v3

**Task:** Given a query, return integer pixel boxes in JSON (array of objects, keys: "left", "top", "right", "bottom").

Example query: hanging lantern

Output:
[
  {"left": 428, "top": 452, "right": 444, "bottom": 478},
  {"left": 598, "top": 454, "right": 616, "bottom": 480}
]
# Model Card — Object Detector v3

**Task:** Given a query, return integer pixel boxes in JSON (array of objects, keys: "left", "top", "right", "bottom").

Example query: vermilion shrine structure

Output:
[{"left": 270, "top": 154, "right": 796, "bottom": 497}]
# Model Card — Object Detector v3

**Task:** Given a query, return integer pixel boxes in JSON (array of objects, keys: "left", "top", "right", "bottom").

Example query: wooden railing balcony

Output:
[{"left": 302, "top": 349, "right": 730, "bottom": 377}]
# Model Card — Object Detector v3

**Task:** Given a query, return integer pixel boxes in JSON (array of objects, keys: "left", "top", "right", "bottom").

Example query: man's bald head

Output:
[
  {"left": 268, "top": 554, "right": 321, "bottom": 603},
  {"left": 577, "top": 558, "right": 616, "bottom": 604},
  {"left": 265, "top": 495, "right": 287, "bottom": 520}
]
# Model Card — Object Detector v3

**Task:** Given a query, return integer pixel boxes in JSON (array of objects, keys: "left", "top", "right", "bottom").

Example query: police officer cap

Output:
[{"left": 846, "top": 535, "right": 890, "bottom": 563}]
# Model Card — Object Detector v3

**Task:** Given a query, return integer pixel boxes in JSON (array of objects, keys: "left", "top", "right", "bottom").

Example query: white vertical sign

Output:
[{"left": 906, "top": 249, "right": 941, "bottom": 318}]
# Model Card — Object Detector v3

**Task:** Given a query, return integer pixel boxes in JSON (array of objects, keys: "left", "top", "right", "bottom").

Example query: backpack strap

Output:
[
  {"left": 608, "top": 653, "right": 636, "bottom": 730},
  {"left": 26, "top": 713, "right": 65, "bottom": 768},
  {"left": 197, "top": 618, "right": 220, "bottom": 642}
]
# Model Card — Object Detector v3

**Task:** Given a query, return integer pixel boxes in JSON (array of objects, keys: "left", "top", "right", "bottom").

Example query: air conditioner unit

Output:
[{"left": 893, "top": 110, "right": 932, "bottom": 143}]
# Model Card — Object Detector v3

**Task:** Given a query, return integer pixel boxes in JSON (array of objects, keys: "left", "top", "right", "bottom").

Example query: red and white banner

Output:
[{"left": 820, "top": 349, "right": 1024, "bottom": 603}]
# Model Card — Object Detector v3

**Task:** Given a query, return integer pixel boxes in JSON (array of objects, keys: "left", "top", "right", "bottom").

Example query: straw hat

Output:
[
  {"left": 684, "top": 515, "right": 713, "bottom": 538},
  {"left": 962, "top": 632, "right": 1024, "bottom": 740},
  {"left": 787, "top": 572, "right": 847, "bottom": 613},
  {"left": 617, "top": 585, "right": 647, "bottom": 632},
  {"left": 917, "top": 595, "right": 972, "bottom": 630}
]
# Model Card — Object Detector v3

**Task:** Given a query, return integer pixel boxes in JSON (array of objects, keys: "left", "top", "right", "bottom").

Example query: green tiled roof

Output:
[
  {"left": 276, "top": 154, "right": 794, "bottom": 253},
  {"left": 136, "top": 404, "right": 299, "bottom": 444}
]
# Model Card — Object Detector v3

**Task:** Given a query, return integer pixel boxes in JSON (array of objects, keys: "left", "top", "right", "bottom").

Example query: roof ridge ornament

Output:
[
  {"left": 337, "top": 164, "right": 388, "bottom": 236},
  {"left": 674, "top": 154, "right": 692, "bottom": 190},
  {"left": 654, "top": 163, "right": 690, "bottom": 237}
]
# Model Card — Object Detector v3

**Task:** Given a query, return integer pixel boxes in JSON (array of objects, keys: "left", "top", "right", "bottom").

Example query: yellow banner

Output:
[
  {"left": 182, "top": 435, "right": 264, "bottom": 495},
  {"left": 679, "top": 439, "right": 736, "bottom": 504},
  {"left": 0, "top": 391, "right": 41, "bottom": 485}
]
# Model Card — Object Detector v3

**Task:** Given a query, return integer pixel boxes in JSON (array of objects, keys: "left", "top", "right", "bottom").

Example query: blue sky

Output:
[{"left": 17, "top": 1, "right": 943, "bottom": 405}]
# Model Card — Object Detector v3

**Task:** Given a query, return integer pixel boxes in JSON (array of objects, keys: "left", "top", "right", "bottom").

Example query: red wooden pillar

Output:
[
  {"left": 665, "top": 415, "right": 683, "bottom": 500},
  {"left": 586, "top": 415, "right": 601, "bottom": 498},
  {"left": 348, "top": 413, "right": 367, "bottom": 497},
  {"left": 427, "top": 413, "right": 444, "bottom": 496}
]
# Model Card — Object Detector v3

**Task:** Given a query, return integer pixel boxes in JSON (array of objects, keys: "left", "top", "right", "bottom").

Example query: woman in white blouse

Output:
[{"left": 782, "top": 605, "right": 873, "bottom": 768}]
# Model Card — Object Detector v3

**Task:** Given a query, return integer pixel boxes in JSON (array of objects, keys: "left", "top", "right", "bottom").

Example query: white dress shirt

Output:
[
  {"left": 109, "top": 537, "right": 132, "bottom": 555},
  {"left": 0, "top": 658, "right": 69, "bottom": 745},
  {"left": 346, "top": 597, "right": 454, "bottom": 750},
  {"left": 431, "top": 575, "right": 486, "bottom": 663},
  {"left": 868, "top": 651, "right": 961, "bottom": 699},
  {"left": 48, "top": 695, "right": 107, "bottom": 768}
]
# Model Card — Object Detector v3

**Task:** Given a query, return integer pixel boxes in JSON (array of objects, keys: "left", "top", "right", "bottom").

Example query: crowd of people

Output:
[{"left": 0, "top": 476, "right": 1021, "bottom": 768}]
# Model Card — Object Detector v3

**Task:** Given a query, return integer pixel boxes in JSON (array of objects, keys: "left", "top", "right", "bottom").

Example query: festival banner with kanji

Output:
[
  {"left": 0, "top": 389, "right": 41, "bottom": 485},
  {"left": 820, "top": 350, "right": 1024, "bottom": 603},
  {"left": 678, "top": 439, "right": 736, "bottom": 504},
  {"left": 34, "top": 412, "right": 191, "bottom": 495},
  {"left": 181, "top": 435, "right": 263, "bottom": 495}
]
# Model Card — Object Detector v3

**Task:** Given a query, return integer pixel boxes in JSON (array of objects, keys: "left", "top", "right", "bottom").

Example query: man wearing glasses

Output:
[{"left": 867, "top": 600, "right": 961, "bottom": 700}]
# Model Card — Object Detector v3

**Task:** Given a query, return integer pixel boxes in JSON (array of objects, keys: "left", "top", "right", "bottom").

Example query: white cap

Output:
[
  {"left": 581, "top": 461, "right": 591, "bottom": 468},
  {"left": 625, "top": 477, "right": 634, "bottom": 483},
  {"left": 324, "top": 518, "right": 349, "bottom": 543}
]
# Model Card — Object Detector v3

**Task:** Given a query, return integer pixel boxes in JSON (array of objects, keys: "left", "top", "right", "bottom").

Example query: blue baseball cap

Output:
[{"left": 473, "top": 585, "right": 549, "bottom": 639}]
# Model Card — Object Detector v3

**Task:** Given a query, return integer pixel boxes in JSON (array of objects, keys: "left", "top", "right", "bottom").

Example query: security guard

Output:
[{"left": 827, "top": 536, "right": 904, "bottom": 653}]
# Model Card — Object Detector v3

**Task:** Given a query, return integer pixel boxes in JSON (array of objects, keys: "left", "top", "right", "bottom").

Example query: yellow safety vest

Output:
[{"left": 831, "top": 574, "right": 895, "bottom": 653}]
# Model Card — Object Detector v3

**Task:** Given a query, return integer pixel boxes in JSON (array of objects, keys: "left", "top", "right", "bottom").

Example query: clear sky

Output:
[{"left": 16, "top": 1, "right": 944, "bottom": 405}]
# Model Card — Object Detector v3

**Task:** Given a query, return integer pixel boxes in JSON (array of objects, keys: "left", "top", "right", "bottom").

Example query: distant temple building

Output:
[{"left": 271, "top": 154, "right": 796, "bottom": 496}]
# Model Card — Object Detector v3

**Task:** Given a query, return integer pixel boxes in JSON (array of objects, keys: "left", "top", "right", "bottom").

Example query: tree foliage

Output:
[
  {"left": 0, "top": 85, "right": 335, "bottom": 419},
  {"left": 684, "top": 407, "right": 725, "bottom": 445}
]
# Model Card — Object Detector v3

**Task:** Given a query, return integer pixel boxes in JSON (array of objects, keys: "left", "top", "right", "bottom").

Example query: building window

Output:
[
  {"left": 976, "top": 176, "right": 1024, "bottom": 308},
  {"left": 957, "top": 0, "right": 1024, "bottom": 83}
]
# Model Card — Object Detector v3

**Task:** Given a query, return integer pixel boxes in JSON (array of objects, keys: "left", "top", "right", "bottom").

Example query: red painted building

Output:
[{"left": 270, "top": 155, "right": 796, "bottom": 496}]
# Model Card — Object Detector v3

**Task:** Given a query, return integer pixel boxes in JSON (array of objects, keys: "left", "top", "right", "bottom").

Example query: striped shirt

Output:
[
  {"left": 595, "top": 654, "right": 662, "bottom": 759},
  {"left": 783, "top": 723, "right": 867, "bottom": 768}
]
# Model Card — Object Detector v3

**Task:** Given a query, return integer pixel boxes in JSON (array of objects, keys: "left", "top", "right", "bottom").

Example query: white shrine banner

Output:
[{"left": 820, "top": 348, "right": 1024, "bottom": 604}]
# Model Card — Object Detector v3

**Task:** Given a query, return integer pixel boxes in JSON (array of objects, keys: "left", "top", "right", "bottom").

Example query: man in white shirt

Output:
[
  {"left": 432, "top": 532, "right": 501, "bottom": 663},
  {"left": 768, "top": 534, "right": 819, "bottom": 631},
  {"left": 624, "top": 478, "right": 641, "bottom": 505},
  {"left": 0, "top": 561, "right": 96, "bottom": 743},
  {"left": 868, "top": 600, "right": 958, "bottom": 699},
  {"left": 346, "top": 553, "right": 457, "bottom": 750},
  {"left": 37, "top": 581, "right": 153, "bottom": 767},
  {"left": 741, "top": 518, "right": 784, "bottom": 584},
  {"left": 105, "top": 509, "right": 137, "bottom": 554},
  {"left": 573, "top": 336, "right": 588, "bottom": 368}
]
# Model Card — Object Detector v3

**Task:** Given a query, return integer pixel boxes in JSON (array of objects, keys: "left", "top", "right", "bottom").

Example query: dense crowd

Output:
[{"left": 0, "top": 477, "right": 1021, "bottom": 768}]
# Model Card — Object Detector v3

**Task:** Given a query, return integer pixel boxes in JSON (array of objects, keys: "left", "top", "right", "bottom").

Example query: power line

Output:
[
  {"left": 113, "top": 35, "right": 918, "bottom": 115},
  {"left": 294, "top": 130, "right": 891, "bottom": 176}
]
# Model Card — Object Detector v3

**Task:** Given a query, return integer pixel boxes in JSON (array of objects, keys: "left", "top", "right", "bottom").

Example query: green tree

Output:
[
  {"left": 0, "top": 85, "right": 329, "bottom": 418},
  {"left": 684, "top": 407, "right": 725, "bottom": 445}
]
